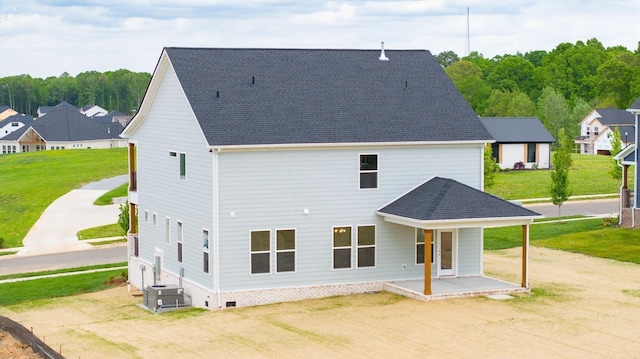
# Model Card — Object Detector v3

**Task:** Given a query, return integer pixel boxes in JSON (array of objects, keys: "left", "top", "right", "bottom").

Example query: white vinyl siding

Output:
[
  {"left": 130, "top": 63, "right": 215, "bottom": 289},
  {"left": 216, "top": 144, "right": 482, "bottom": 291}
]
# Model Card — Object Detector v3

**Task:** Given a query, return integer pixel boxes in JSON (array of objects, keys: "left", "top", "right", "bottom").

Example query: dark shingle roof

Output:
[
  {"left": 629, "top": 97, "right": 640, "bottom": 110},
  {"left": 0, "top": 106, "right": 10, "bottom": 113},
  {"left": 612, "top": 125, "right": 636, "bottom": 144},
  {"left": 377, "top": 177, "right": 540, "bottom": 221},
  {"left": 37, "top": 101, "right": 78, "bottom": 117},
  {"left": 93, "top": 110, "right": 125, "bottom": 123},
  {"left": 594, "top": 108, "right": 635, "bottom": 125},
  {"left": 479, "top": 117, "right": 554, "bottom": 143},
  {"left": 4, "top": 106, "right": 122, "bottom": 141},
  {"left": 0, "top": 113, "right": 33, "bottom": 126},
  {"left": 164, "top": 47, "right": 491, "bottom": 146}
]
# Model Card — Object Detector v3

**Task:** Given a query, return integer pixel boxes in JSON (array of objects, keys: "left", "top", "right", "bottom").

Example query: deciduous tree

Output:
[{"left": 550, "top": 128, "right": 573, "bottom": 222}]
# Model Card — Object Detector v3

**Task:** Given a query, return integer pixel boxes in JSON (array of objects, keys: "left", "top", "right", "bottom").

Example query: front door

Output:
[{"left": 438, "top": 230, "right": 456, "bottom": 276}]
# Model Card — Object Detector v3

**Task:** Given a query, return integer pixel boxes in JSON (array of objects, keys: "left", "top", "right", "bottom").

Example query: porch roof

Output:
[
  {"left": 377, "top": 177, "right": 543, "bottom": 229},
  {"left": 614, "top": 144, "right": 635, "bottom": 165}
]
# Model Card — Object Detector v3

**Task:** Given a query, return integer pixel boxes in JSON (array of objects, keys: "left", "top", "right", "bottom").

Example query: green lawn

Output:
[
  {"left": 77, "top": 223, "right": 125, "bottom": 240},
  {"left": 489, "top": 154, "right": 633, "bottom": 200},
  {"left": 0, "top": 149, "right": 127, "bottom": 248},
  {"left": 94, "top": 183, "right": 128, "bottom": 205},
  {"left": 0, "top": 268, "right": 127, "bottom": 306},
  {"left": 485, "top": 219, "right": 640, "bottom": 264}
]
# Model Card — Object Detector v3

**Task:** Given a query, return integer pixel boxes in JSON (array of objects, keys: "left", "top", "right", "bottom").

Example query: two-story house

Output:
[
  {"left": 614, "top": 97, "right": 640, "bottom": 227},
  {"left": 575, "top": 108, "right": 635, "bottom": 155},
  {"left": 121, "top": 47, "right": 542, "bottom": 310}
]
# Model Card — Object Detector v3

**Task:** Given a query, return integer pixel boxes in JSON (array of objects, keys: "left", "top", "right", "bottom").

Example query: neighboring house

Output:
[
  {"left": 0, "top": 103, "right": 125, "bottom": 154},
  {"left": 36, "top": 101, "right": 78, "bottom": 118},
  {"left": 81, "top": 104, "right": 109, "bottom": 117},
  {"left": 479, "top": 117, "right": 554, "bottom": 169},
  {"left": 575, "top": 108, "right": 635, "bottom": 155},
  {"left": 93, "top": 110, "right": 133, "bottom": 126},
  {"left": 615, "top": 96, "right": 640, "bottom": 228},
  {"left": 120, "top": 47, "right": 542, "bottom": 310},
  {"left": 0, "top": 106, "right": 18, "bottom": 121},
  {"left": 0, "top": 113, "right": 33, "bottom": 140}
]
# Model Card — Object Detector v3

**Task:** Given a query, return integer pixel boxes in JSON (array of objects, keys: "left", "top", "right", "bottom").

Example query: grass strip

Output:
[
  {"left": 0, "top": 269, "right": 128, "bottom": 306},
  {"left": 78, "top": 223, "right": 124, "bottom": 240},
  {"left": 0, "top": 262, "right": 128, "bottom": 281},
  {"left": 93, "top": 183, "right": 128, "bottom": 205}
]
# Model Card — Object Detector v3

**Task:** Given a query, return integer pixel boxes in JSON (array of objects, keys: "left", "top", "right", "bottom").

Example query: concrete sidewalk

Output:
[{"left": 17, "top": 175, "right": 128, "bottom": 257}]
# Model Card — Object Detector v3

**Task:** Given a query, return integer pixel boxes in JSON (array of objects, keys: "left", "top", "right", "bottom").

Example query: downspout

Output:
[{"left": 213, "top": 147, "right": 222, "bottom": 309}]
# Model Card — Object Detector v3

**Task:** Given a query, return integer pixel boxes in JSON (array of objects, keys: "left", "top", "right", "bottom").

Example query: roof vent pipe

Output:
[{"left": 379, "top": 41, "right": 389, "bottom": 61}]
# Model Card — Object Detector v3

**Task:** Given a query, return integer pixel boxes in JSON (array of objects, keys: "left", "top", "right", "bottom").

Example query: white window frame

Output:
[
  {"left": 179, "top": 152, "right": 186, "bottom": 180},
  {"left": 415, "top": 228, "right": 435, "bottom": 265},
  {"left": 152, "top": 212, "right": 157, "bottom": 226},
  {"left": 203, "top": 229, "right": 210, "bottom": 274},
  {"left": 358, "top": 153, "right": 379, "bottom": 190},
  {"left": 177, "top": 221, "right": 183, "bottom": 263},
  {"left": 356, "top": 225, "right": 376, "bottom": 268},
  {"left": 144, "top": 210, "right": 149, "bottom": 223},
  {"left": 275, "top": 228, "right": 296, "bottom": 273},
  {"left": 165, "top": 217, "right": 171, "bottom": 244},
  {"left": 250, "top": 229, "right": 271, "bottom": 275},
  {"left": 332, "top": 225, "right": 353, "bottom": 270}
]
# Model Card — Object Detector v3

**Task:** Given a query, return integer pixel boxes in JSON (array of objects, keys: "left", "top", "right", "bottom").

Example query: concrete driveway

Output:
[{"left": 17, "top": 175, "right": 128, "bottom": 256}]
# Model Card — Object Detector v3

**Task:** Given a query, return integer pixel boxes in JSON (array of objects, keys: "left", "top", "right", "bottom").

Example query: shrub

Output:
[{"left": 513, "top": 161, "right": 526, "bottom": 170}]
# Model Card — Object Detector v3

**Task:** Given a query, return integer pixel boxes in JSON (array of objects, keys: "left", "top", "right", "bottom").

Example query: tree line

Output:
[
  {"left": 0, "top": 69, "right": 151, "bottom": 116},
  {"left": 438, "top": 38, "right": 640, "bottom": 141},
  {"left": 1, "top": 37, "right": 638, "bottom": 129}
]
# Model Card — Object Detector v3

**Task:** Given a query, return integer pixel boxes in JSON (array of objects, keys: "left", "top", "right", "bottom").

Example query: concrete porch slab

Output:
[{"left": 384, "top": 276, "right": 529, "bottom": 302}]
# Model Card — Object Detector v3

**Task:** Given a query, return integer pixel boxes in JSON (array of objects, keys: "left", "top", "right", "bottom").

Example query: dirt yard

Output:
[{"left": 1, "top": 247, "right": 639, "bottom": 358}]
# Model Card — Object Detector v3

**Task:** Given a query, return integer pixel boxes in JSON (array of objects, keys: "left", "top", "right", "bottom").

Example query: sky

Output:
[{"left": 0, "top": 0, "right": 638, "bottom": 79}]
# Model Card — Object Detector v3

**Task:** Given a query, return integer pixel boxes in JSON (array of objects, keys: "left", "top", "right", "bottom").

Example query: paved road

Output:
[
  {"left": 0, "top": 245, "right": 127, "bottom": 276},
  {"left": 523, "top": 198, "right": 619, "bottom": 218}
]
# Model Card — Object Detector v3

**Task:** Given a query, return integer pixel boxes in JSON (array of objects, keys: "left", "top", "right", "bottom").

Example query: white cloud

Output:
[{"left": 0, "top": 0, "right": 638, "bottom": 78}]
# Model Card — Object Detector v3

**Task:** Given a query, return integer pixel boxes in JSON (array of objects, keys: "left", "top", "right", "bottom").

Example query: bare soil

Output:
[
  {"left": 1, "top": 247, "right": 640, "bottom": 359},
  {"left": 0, "top": 330, "right": 41, "bottom": 359}
]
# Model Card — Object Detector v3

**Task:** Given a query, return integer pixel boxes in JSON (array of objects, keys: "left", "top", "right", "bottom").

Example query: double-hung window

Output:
[
  {"left": 203, "top": 229, "right": 210, "bottom": 274},
  {"left": 177, "top": 221, "right": 183, "bottom": 263},
  {"left": 276, "top": 229, "right": 295, "bottom": 272},
  {"left": 359, "top": 154, "right": 378, "bottom": 189},
  {"left": 416, "top": 229, "right": 434, "bottom": 265},
  {"left": 357, "top": 225, "right": 375, "bottom": 267},
  {"left": 251, "top": 230, "right": 270, "bottom": 274},
  {"left": 333, "top": 226, "right": 352, "bottom": 269}
]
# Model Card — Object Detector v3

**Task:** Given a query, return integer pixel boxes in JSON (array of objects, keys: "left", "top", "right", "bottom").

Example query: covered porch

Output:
[{"left": 377, "top": 177, "right": 543, "bottom": 298}]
